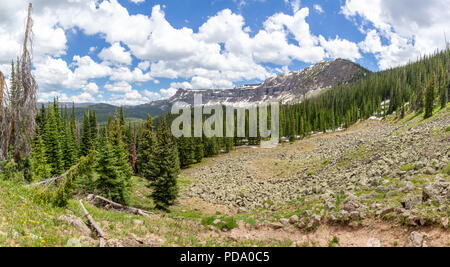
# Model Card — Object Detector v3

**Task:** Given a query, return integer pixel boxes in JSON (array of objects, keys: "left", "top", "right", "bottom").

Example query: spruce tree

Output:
[
  {"left": 151, "top": 118, "right": 180, "bottom": 210},
  {"left": 61, "top": 108, "right": 75, "bottom": 170},
  {"left": 70, "top": 104, "right": 79, "bottom": 157},
  {"left": 96, "top": 129, "right": 123, "bottom": 202},
  {"left": 30, "top": 135, "right": 52, "bottom": 181},
  {"left": 89, "top": 108, "right": 98, "bottom": 148},
  {"left": 129, "top": 126, "right": 137, "bottom": 173},
  {"left": 177, "top": 136, "right": 195, "bottom": 168},
  {"left": 137, "top": 115, "right": 158, "bottom": 180},
  {"left": 424, "top": 75, "right": 436, "bottom": 119},
  {"left": 80, "top": 111, "right": 92, "bottom": 156},
  {"left": 108, "top": 111, "right": 133, "bottom": 204},
  {"left": 43, "top": 105, "right": 64, "bottom": 176},
  {"left": 194, "top": 137, "right": 204, "bottom": 163}
]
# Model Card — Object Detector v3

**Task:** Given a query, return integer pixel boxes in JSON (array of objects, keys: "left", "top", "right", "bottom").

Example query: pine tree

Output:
[
  {"left": 439, "top": 62, "right": 448, "bottom": 108},
  {"left": 61, "top": 107, "right": 76, "bottom": 170},
  {"left": 89, "top": 108, "right": 98, "bottom": 148},
  {"left": 224, "top": 137, "right": 234, "bottom": 153},
  {"left": 194, "top": 137, "right": 204, "bottom": 163},
  {"left": 36, "top": 103, "right": 47, "bottom": 135},
  {"left": 120, "top": 106, "right": 125, "bottom": 128},
  {"left": 151, "top": 118, "right": 180, "bottom": 210},
  {"left": 30, "top": 135, "right": 51, "bottom": 181},
  {"left": 43, "top": 105, "right": 64, "bottom": 176},
  {"left": 70, "top": 104, "right": 79, "bottom": 157},
  {"left": 95, "top": 129, "right": 123, "bottom": 203},
  {"left": 108, "top": 111, "right": 133, "bottom": 204},
  {"left": 177, "top": 136, "right": 195, "bottom": 168},
  {"left": 129, "top": 126, "right": 137, "bottom": 173},
  {"left": 424, "top": 75, "right": 436, "bottom": 119},
  {"left": 137, "top": 115, "right": 158, "bottom": 180},
  {"left": 80, "top": 111, "right": 92, "bottom": 156}
]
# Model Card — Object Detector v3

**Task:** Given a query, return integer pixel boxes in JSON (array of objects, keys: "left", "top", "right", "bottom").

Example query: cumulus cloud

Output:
[
  {"left": 98, "top": 42, "right": 133, "bottom": 65},
  {"left": 342, "top": 0, "right": 450, "bottom": 69},
  {"left": 313, "top": 5, "right": 324, "bottom": 14},
  {"left": 319, "top": 36, "right": 362, "bottom": 61},
  {"left": 1, "top": 0, "right": 366, "bottom": 104}
]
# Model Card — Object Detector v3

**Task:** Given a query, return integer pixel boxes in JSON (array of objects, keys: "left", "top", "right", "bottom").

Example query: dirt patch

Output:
[{"left": 228, "top": 220, "right": 449, "bottom": 247}]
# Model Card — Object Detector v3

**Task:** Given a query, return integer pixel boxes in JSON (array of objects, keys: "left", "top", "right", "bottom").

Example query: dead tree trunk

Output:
[
  {"left": 86, "top": 194, "right": 151, "bottom": 217},
  {"left": 79, "top": 200, "right": 107, "bottom": 247},
  {"left": 0, "top": 3, "right": 37, "bottom": 162}
]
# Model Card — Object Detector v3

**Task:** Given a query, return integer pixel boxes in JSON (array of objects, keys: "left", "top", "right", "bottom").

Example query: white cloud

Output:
[
  {"left": 160, "top": 87, "right": 178, "bottom": 99},
  {"left": 284, "top": 0, "right": 301, "bottom": 13},
  {"left": 83, "top": 82, "right": 99, "bottom": 94},
  {"left": 319, "top": 36, "right": 362, "bottom": 61},
  {"left": 104, "top": 81, "right": 133, "bottom": 93},
  {"left": 137, "top": 61, "right": 150, "bottom": 71},
  {"left": 99, "top": 42, "right": 133, "bottom": 65},
  {"left": 313, "top": 4, "right": 324, "bottom": 14},
  {"left": 1, "top": 0, "right": 367, "bottom": 105},
  {"left": 342, "top": 0, "right": 450, "bottom": 69},
  {"left": 73, "top": 55, "right": 112, "bottom": 80},
  {"left": 130, "top": 0, "right": 145, "bottom": 3}
]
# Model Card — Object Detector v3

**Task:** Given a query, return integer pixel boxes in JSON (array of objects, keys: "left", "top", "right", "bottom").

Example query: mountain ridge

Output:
[{"left": 61, "top": 59, "right": 368, "bottom": 122}]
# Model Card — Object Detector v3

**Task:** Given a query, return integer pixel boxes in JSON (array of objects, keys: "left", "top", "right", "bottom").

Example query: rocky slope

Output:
[{"left": 186, "top": 107, "right": 450, "bottom": 231}]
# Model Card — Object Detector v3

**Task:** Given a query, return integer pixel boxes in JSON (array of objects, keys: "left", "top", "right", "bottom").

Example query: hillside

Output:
[{"left": 1, "top": 106, "right": 448, "bottom": 247}]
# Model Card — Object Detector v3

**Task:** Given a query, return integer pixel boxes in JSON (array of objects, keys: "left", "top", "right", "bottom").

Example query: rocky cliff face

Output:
[{"left": 149, "top": 59, "right": 368, "bottom": 113}]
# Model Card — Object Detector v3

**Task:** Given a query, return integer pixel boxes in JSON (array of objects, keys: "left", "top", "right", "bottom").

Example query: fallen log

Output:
[
  {"left": 79, "top": 199, "right": 107, "bottom": 247},
  {"left": 86, "top": 194, "right": 151, "bottom": 217},
  {"left": 29, "top": 162, "right": 81, "bottom": 189}
]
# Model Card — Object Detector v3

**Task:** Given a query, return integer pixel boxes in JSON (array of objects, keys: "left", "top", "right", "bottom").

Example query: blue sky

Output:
[{"left": 0, "top": 0, "right": 449, "bottom": 105}]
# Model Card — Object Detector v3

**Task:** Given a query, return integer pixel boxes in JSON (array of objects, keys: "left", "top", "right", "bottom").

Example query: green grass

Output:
[
  {"left": 399, "top": 163, "right": 416, "bottom": 172},
  {"left": 394, "top": 104, "right": 450, "bottom": 135},
  {"left": 443, "top": 163, "right": 450, "bottom": 176},
  {"left": 201, "top": 216, "right": 238, "bottom": 231},
  {"left": 0, "top": 180, "right": 74, "bottom": 247},
  {"left": 328, "top": 236, "right": 340, "bottom": 247}
]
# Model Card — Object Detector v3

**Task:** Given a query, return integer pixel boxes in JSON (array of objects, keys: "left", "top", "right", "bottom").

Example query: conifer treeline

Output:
[{"left": 277, "top": 49, "right": 449, "bottom": 140}]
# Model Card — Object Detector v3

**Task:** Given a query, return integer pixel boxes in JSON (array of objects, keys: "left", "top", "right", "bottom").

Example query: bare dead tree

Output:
[
  {"left": 0, "top": 71, "right": 12, "bottom": 161},
  {"left": 14, "top": 3, "right": 38, "bottom": 160},
  {"left": 0, "top": 3, "right": 38, "bottom": 162}
]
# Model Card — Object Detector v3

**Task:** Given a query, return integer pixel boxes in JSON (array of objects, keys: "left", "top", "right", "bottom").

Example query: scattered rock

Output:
[
  {"left": 308, "top": 214, "right": 321, "bottom": 228},
  {"left": 442, "top": 217, "right": 449, "bottom": 229},
  {"left": 424, "top": 168, "right": 435, "bottom": 175},
  {"left": 401, "top": 194, "right": 422, "bottom": 210},
  {"left": 270, "top": 222, "right": 284, "bottom": 230},
  {"left": 376, "top": 207, "right": 394, "bottom": 217},
  {"left": 279, "top": 218, "right": 289, "bottom": 226},
  {"left": 289, "top": 215, "right": 299, "bottom": 224},
  {"left": 106, "top": 239, "right": 123, "bottom": 247},
  {"left": 344, "top": 201, "right": 359, "bottom": 212},
  {"left": 404, "top": 232, "right": 427, "bottom": 247}
]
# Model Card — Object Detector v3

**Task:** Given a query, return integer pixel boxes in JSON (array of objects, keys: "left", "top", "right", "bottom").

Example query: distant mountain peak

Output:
[{"left": 167, "top": 58, "right": 368, "bottom": 105}]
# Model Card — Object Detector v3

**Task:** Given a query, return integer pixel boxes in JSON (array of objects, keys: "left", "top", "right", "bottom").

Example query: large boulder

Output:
[{"left": 404, "top": 232, "right": 427, "bottom": 247}]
